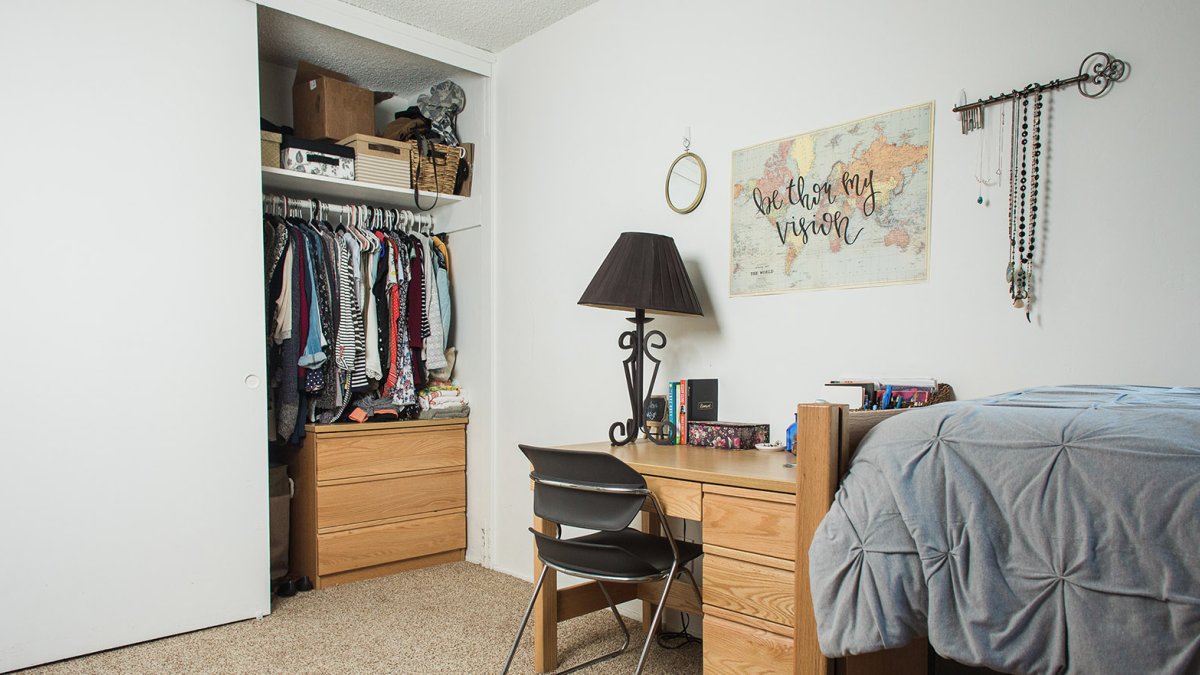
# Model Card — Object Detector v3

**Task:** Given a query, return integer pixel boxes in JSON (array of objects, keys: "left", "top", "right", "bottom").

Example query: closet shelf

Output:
[{"left": 261, "top": 167, "right": 465, "bottom": 210}]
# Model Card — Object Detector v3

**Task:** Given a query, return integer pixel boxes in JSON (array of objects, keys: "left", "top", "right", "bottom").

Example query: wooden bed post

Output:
[
  {"left": 794, "top": 403, "right": 844, "bottom": 675},
  {"left": 794, "top": 404, "right": 930, "bottom": 675}
]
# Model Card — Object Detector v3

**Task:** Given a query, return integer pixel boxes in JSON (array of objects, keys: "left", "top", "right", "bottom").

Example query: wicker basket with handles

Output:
[{"left": 339, "top": 134, "right": 460, "bottom": 194}]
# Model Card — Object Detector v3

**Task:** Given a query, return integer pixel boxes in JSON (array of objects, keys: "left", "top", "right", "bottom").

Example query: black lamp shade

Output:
[{"left": 578, "top": 232, "right": 703, "bottom": 316}]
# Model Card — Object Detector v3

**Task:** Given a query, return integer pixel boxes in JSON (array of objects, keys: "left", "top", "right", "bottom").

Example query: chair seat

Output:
[{"left": 534, "top": 527, "right": 702, "bottom": 580}]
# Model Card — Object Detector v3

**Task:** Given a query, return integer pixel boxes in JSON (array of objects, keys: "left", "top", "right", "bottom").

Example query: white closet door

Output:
[{"left": 0, "top": 0, "right": 268, "bottom": 670}]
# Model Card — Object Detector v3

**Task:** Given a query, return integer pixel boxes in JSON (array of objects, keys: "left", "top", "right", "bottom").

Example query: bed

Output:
[{"left": 797, "top": 385, "right": 1200, "bottom": 675}]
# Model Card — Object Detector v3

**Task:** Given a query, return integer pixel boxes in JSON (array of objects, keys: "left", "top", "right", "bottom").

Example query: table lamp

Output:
[{"left": 578, "top": 232, "right": 703, "bottom": 446}]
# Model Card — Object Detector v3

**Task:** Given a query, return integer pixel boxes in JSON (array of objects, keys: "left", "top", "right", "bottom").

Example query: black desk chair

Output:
[{"left": 501, "top": 445, "right": 703, "bottom": 675}]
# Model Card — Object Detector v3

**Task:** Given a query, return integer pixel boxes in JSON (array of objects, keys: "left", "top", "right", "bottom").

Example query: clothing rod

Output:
[
  {"left": 260, "top": 194, "right": 470, "bottom": 235},
  {"left": 439, "top": 223, "right": 482, "bottom": 235},
  {"left": 952, "top": 51, "right": 1127, "bottom": 113},
  {"left": 262, "top": 195, "right": 430, "bottom": 217}
]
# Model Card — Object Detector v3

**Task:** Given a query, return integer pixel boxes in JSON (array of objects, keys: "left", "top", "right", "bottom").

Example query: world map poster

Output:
[{"left": 730, "top": 102, "right": 934, "bottom": 295}]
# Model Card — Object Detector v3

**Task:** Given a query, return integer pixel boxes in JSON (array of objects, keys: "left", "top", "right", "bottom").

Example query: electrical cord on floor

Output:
[
  {"left": 656, "top": 612, "right": 702, "bottom": 649},
  {"left": 657, "top": 520, "right": 702, "bottom": 649}
]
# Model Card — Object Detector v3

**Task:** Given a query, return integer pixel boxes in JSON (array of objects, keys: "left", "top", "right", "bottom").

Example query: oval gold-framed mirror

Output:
[{"left": 665, "top": 151, "right": 707, "bottom": 214}]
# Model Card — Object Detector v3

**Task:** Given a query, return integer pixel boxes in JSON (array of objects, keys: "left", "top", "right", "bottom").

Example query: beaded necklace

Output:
[{"left": 1005, "top": 90, "right": 1043, "bottom": 321}]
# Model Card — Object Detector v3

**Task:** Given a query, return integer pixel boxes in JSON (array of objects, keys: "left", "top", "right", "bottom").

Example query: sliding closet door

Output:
[{"left": 0, "top": 0, "right": 267, "bottom": 670}]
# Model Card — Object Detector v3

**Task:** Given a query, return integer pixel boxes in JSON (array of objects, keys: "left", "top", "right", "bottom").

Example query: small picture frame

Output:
[{"left": 643, "top": 395, "right": 668, "bottom": 440}]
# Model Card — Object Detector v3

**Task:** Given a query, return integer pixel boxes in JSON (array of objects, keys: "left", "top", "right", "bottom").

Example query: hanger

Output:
[{"left": 353, "top": 205, "right": 368, "bottom": 251}]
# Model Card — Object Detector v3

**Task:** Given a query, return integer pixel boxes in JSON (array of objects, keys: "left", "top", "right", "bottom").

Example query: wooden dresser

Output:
[{"left": 289, "top": 418, "right": 467, "bottom": 589}]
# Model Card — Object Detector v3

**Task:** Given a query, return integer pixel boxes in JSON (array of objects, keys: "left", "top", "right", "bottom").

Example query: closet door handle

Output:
[{"left": 244, "top": 374, "right": 261, "bottom": 389}]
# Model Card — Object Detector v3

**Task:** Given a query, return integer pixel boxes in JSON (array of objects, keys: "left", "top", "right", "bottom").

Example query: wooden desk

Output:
[
  {"left": 534, "top": 406, "right": 927, "bottom": 675},
  {"left": 533, "top": 439, "right": 798, "bottom": 674}
]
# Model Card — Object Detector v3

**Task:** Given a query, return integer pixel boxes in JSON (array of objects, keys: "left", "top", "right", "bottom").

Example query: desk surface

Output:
[{"left": 553, "top": 440, "right": 797, "bottom": 494}]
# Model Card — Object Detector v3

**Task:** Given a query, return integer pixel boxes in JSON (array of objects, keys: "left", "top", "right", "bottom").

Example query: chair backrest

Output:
[{"left": 519, "top": 445, "right": 648, "bottom": 532}]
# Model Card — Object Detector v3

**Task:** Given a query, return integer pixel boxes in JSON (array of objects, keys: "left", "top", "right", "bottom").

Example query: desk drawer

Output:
[
  {"left": 317, "top": 470, "right": 465, "bottom": 530},
  {"left": 703, "top": 613, "right": 794, "bottom": 674},
  {"left": 704, "top": 554, "right": 795, "bottom": 627},
  {"left": 317, "top": 428, "right": 465, "bottom": 481},
  {"left": 703, "top": 492, "right": 795, "bottom": 561},
  {"left": 644, "top": 476, "right": 702, "bottom": 520},
  {"left": 318, "top": 512, "right": 465, "bottom": 575}
]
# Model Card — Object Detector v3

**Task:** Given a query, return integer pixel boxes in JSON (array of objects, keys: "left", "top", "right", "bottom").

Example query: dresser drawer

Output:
[
  {"left": 317, "top": 512, "right": 466, "bottom": 575},
  {"left": 317, "top": 470, "right": 465, "bottom": 530},
  {"left": 703, "top": 613, "right": 794, "bottom": 674},
  {"left": 644, "top": 476, "right": 702, "bottom": 520},
  {"left": 704, "top": 554, "right": 795, "bottom": 627},
  {"left": 316, "top": 427, "right": 465, "bottom": 481},
  {"left": 703, "top": 492, "right": 795, "bottom": 561}
]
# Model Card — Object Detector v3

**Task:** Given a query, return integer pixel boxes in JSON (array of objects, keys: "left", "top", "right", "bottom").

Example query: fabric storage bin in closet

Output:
[{"left": 281, "top": 135, "right": 355, "bottom": 180}]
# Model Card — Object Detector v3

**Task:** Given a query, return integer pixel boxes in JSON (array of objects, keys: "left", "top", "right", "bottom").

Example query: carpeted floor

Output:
[{"left": 24, "top": 562, "right": 701, "bottom": 674}]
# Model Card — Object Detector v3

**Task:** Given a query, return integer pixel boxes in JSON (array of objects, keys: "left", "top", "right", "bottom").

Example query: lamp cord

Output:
[{"left": 656, "top": 520, "right": 702, "bottom": 650}]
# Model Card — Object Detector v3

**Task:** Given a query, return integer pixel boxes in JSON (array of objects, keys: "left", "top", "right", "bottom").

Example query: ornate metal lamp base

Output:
[{"left": 607, "top": 309, "right": 677, "bottom": 446}]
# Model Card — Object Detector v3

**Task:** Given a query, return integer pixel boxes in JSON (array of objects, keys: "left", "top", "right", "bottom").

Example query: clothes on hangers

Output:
[{"left": 263, "top": 210, "right": 456, "bottom": 445}]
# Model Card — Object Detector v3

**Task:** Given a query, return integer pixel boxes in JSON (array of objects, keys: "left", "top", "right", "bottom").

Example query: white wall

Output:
[
  {"left": 438, "top": 73, "right": 496, "bottom": 566},
  {"left": 490, "top": 0, "right": 1200, "bottom": 577},
  {"left": 0, "top": 0, "right": 268, "bottom": 670}
]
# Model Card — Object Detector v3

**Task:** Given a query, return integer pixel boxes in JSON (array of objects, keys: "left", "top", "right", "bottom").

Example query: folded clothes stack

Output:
[{"left": 418, "top": 383, "right": 470, "bottom": 420}]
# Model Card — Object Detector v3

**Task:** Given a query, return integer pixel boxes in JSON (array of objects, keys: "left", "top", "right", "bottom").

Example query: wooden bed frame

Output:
[{"left": 795, "top": 403, "right": 928, "bottom": 675}]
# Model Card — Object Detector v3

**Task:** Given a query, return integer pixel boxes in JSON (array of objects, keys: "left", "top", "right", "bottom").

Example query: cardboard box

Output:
[
  {"left": 687, "top": 421, "right": 770, "bottom": 449},
  {"left": 292, "top": 61, "right": 375, "bottom": 141}
]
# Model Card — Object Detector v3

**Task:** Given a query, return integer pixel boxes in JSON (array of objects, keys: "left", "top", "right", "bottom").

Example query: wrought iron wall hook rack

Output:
[
  {"left": 953, "top": 51, "right": 1128, "bottom": 125},
  {"left": 953, "top": 52, "right": 1128, "bottom": 321}
]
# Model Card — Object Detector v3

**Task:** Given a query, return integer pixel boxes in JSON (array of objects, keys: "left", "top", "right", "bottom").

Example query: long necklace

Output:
[
  {"left": 1007, "top": 96, "right": 1024, "bottom": 311},
  {"left": 1005, "top": 90, "right": 1043, "bottom": 321}
]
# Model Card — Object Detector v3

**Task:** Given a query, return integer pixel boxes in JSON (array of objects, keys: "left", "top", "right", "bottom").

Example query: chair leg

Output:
[
  {"left": 501, "top": 566, "right": 548, "bottom": 675},
  {"left": 597, "top": 582, "right": 632, "bottom": 652},
  {"left": 556, "top": 582, "right": 632, "bottom": 674},
  {"left": 634, "top": 563, "right": 678, "bottom": 675}
]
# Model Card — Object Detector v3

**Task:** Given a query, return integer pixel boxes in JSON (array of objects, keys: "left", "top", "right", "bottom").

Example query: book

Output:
[
  {"left": 668, "top": 382, "right": 679, "bottom": 444},
  {"left": 679, "top": 379, "right": 688, "bottom": 447},
  {"left": 687, "top": 378, "right": 718, "bottom": 421}
]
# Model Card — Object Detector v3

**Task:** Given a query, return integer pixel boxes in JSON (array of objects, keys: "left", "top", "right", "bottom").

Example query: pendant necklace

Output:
[{"left": 975, "top": 106, "right": 1001, "bottom": 205}]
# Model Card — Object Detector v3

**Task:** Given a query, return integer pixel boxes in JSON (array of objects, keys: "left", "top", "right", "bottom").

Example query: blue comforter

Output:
[{"left": 809, "top": 385, "right": 1200, "bottom": 674}]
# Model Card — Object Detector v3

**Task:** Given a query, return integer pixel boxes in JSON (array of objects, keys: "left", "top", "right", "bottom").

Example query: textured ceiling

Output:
[
  {"left": 258, "top": 5, "right": 464, "bottom": 95},
  {"left": 337, "top": 0, "right": 598, "bottom": 52}
]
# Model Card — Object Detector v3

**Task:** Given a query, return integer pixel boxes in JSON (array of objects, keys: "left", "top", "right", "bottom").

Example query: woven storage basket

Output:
[
  {"left": 339, "top": 134, "right": 460, "bottom": 194},
  {"left": 261, "top": 131, "right": 282, "bottom": 169}
]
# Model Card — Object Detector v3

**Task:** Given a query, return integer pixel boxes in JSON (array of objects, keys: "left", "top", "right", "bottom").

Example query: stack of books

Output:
[
  {"left": 665, "top": 378, "right": 717, "bottom": 444},
  {"left": 822, "top": 378, "right": 938, "bottom": 411}
]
